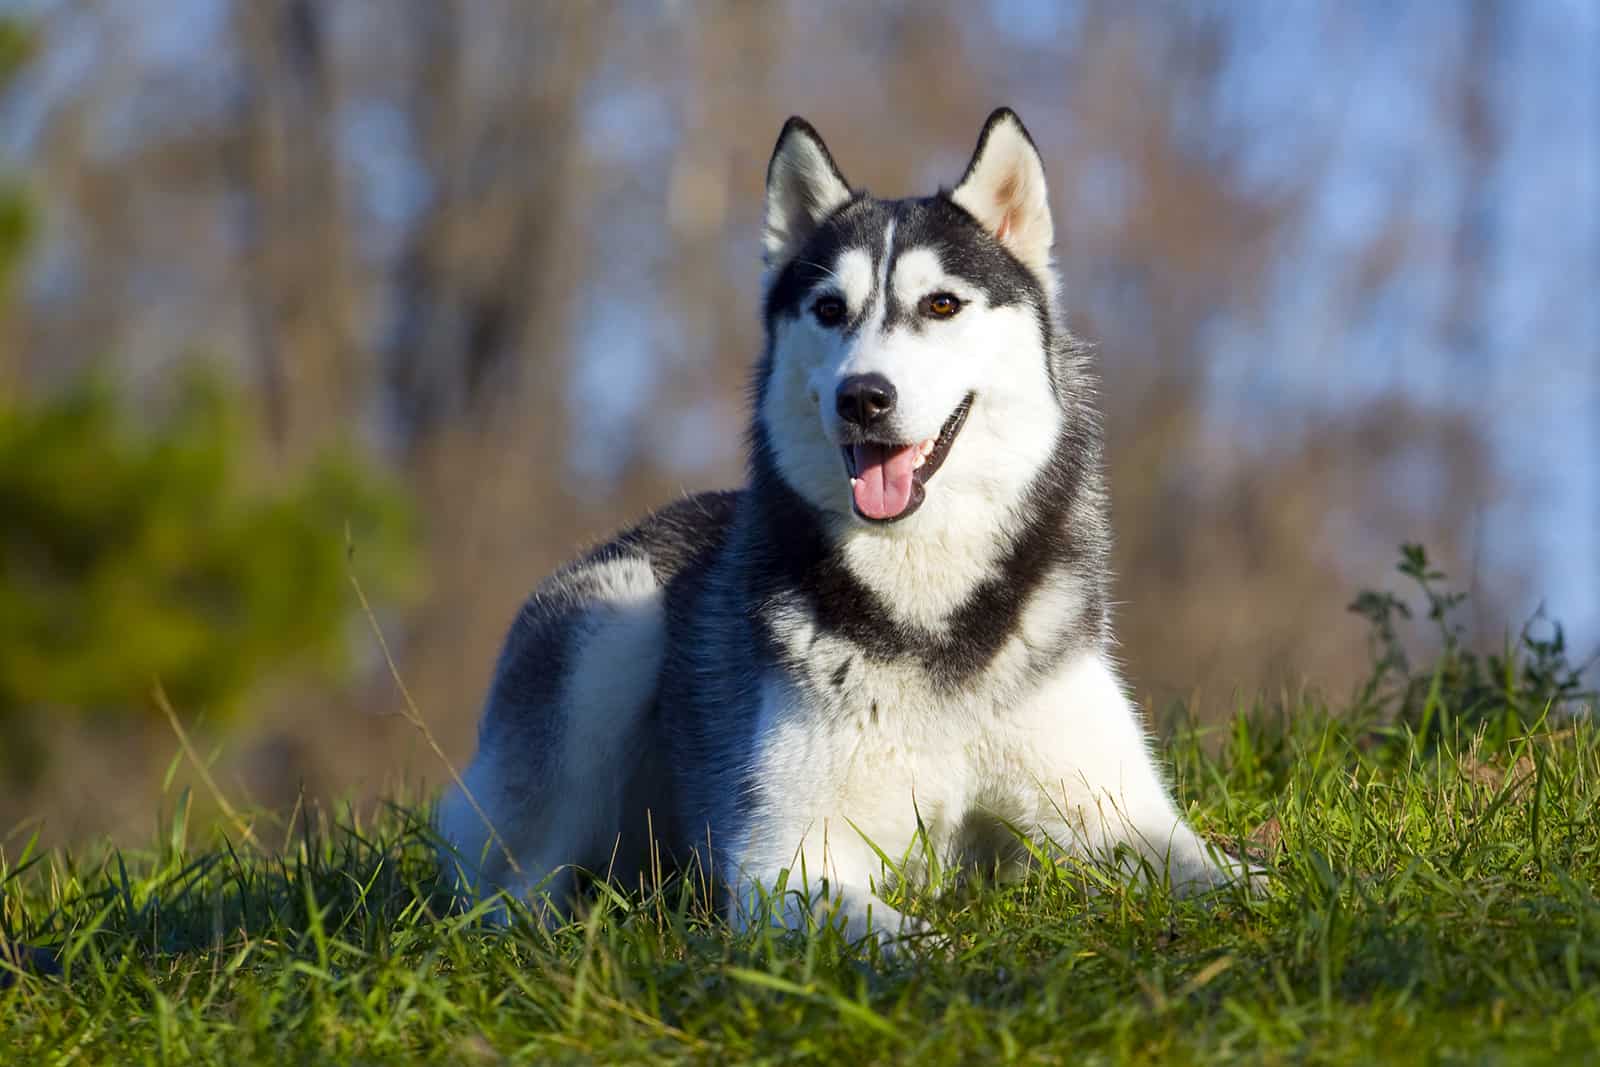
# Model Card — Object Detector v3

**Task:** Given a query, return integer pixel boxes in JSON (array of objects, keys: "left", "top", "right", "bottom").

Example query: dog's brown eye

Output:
[
  {"left": 812, "top": 296, "right": 847, "bottom": 327},
  {"left": 921, "top": 292, "right": 962, "bottom": 319}
]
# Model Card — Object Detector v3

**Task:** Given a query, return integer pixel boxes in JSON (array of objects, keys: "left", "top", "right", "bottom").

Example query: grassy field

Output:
[{"left": 3, "top": 695, "right": 1598, "bottom": 1065}]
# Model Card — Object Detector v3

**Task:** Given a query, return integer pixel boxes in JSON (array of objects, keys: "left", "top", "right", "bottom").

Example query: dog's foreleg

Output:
[
  {"left": 1033, "top": 655, "right": 1256, "bottom": 892},
  {"left": 731, "top": 875, "right": 919, "bottom": 951},
  {"left": 725, "top": 825, "right": 925, "bottom": 952}
]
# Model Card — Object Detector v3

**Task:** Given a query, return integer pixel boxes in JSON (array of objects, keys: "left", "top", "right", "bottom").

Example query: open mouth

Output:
[{"left": 839, "top": 394, "right": 974, "bottom": 523}]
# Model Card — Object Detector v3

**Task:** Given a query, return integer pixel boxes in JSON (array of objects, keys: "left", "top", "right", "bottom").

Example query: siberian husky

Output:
[{"left": 438, "top": 108, "right": 1251, "bottom": 945}]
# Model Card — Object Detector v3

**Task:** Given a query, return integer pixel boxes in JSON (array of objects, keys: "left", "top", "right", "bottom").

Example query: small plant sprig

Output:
[{"left": 1349, "top": 543, "right": 1596, "bottom": 742}]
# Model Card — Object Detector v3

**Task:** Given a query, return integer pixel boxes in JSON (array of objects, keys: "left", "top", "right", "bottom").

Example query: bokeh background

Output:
[{"left": 0, "top": 0, "right": 1595, "bottom": 845}]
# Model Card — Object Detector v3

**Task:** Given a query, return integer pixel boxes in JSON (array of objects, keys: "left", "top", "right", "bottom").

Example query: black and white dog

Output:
[{"left": 439, "top": 109, "right": 1250, "bottom": 944}]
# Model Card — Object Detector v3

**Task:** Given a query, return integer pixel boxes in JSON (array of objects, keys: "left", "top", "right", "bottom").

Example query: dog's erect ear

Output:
[
  {"left": 763, "top": 117, "right": 852, "bottom": 267},
  {"left": 950, "top": 108, "right": 1053, "bottom": 275}
]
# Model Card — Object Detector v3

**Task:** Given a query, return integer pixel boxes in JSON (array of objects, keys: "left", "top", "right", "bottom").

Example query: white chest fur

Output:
[{"left": 733, "top": 644, "right": 1192, "bottom": 898}]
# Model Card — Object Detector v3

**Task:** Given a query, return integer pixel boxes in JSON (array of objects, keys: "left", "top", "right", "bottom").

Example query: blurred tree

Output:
[
  {"left": 230, "top": 0, "right": 358, "bottom": 460},
  {"left": 1042, "top": 5, "right": 1505, "bottom": 703},
  {"left": 0, "top": 17, "right": 34, "bottom": 402}
]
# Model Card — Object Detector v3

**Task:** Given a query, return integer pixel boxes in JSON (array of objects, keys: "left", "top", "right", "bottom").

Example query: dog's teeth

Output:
[{"left": 913, "top": 455, "right": 926, "bottom": 469}]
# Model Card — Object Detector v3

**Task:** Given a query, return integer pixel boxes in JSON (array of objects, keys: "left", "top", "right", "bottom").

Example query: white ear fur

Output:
[
  {"left": 763, "top": 117, "right": 853, "bottom": 267},
  {"left": 950, "top": 109, "right": 1053, "bottom": 275}
]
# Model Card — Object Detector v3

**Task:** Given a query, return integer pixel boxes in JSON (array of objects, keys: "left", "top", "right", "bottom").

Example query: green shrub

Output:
[{"left": 0, "top": 372, "right": 419, "bottom": 777}]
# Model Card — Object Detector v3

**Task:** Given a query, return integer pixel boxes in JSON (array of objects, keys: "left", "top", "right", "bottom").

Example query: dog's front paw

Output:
[
  {"left": 1169, "top": 843, "right": 1270, "bottom": 898},
  {"left": 827, "top": 891, "right": 944, "bottom": 959},
  {"left": 850, "top": 910, "right": 948, "bottom": 960}
]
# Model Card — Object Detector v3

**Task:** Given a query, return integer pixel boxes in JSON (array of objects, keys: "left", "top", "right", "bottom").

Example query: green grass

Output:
[{"left": 3, "top": 705, "right": 1599, "bottom": 1065}]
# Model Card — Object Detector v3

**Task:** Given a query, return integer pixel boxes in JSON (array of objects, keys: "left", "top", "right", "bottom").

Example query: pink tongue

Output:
[{"left": 851, "top": 443, "right": 919, "bottom": 520}]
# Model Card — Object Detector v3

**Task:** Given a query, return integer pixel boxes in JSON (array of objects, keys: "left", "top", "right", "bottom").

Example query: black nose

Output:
[{"left": 836, "top": 373, "right": 896, "bottom": 428}]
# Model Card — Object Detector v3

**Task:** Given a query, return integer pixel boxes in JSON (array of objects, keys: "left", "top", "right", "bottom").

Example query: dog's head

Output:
[{"left": 756, "top": 109, "right": 1069, "bottom": 536}]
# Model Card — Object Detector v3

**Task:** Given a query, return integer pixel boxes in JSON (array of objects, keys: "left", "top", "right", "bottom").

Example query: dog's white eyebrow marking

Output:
[
  {"left": 832, "top": 248, "right": 873, "bottom": 311},
  {"left": 890, "top": 247, "right": 946, "bottom": 310},
  {"left": 864, "top": 217, "right": 896, "bottom": 334}
]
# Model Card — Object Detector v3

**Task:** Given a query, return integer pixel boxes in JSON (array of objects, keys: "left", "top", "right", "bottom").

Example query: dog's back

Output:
[{"left": 436, "top": 491, "right": 739, "bottom": 910}]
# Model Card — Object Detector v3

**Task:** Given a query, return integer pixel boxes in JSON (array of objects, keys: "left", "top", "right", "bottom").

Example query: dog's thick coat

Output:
[{"left": 438, "top": 109, "right": 1247, "bottom": 941}]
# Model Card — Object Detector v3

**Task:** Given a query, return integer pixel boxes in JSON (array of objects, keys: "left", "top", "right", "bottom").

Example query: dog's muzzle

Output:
[{"left": 839, "top": 393, "right": 974, "bottom": 523}]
